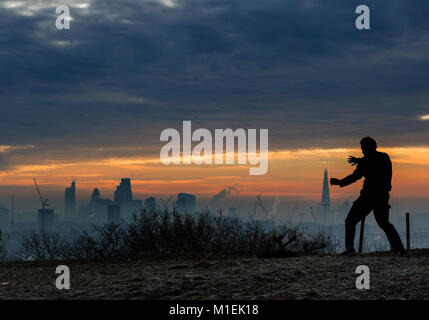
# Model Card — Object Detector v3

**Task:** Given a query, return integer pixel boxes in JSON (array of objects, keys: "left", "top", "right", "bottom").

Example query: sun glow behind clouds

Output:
[
  {"left": 2, "top": 146, "right": 429, "bottom": 200},
  {"left": 420, "top": 115, "right": 429, "bottom": 120},
  {"left": 158, "top": 0, "right": 176, "bottom": 8},
  {"left": 0, "top": 145, "right": 35, "bottom": 153},
  {"left": 1, "top": 1, "right": 25, "bottom": 9},
  {"left": 1, "top": 0, "right": 92, "bottom": 16}
]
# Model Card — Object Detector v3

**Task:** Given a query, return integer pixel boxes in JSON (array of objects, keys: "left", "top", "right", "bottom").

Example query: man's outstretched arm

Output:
[{"left": 330, "top": 167, "right": 364, "bottom": 187}]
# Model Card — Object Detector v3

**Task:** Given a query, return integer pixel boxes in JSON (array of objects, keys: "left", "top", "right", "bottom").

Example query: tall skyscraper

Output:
[
  {"left": 64, "top": 181, "right": 76, "bottom": 218},
  {"left": 112, "top": 178, "right": 142, "bottom": 219},
  {"left": 321, "top": 169, "right": 330, "bottom": 208},
  {"left": 91, "top": 188, "right": 101, "bottom": 202},
  {"left": 78, "top": 188, "right": 112, "bottom": 222},
  {"left": 114, "top": 178, "right": 133, "bottom": 203},
  {"left": 320, "top": 169, "right": 331, "bottom": 225}
]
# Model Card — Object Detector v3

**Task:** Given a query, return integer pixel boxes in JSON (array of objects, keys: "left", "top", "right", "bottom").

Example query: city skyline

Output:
[
  {"left": 1, "top": 146, "right": 429, "bottom": 213},
  {"left": 0, "top": 166, "right": 423, "bottom": 224}
]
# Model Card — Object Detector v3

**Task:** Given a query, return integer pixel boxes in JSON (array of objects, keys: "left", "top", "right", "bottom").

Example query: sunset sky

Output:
[{"left": 1, "top": 0, "right": 429, "bottom": 215}]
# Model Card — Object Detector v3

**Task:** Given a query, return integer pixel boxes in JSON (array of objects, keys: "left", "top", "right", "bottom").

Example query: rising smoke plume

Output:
[
  {"left": 267, "top": 197, "right": 281, "bottom": 220},
  {"left": 210, "top": 185, "right": 239, "bottom": 206}
]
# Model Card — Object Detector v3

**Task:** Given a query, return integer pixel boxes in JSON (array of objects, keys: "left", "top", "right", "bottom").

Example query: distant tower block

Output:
[
  {"left": 91, "top": 188, "right": 101, "bottom": 202},
  {"left": 64, "top": 180, "right": 76, "bottom": 218},
  {"left": 114, "top": 178, "right": 133, "bottom": 203},
  {"left": 37, "top": 208, "right": 54, "bottom": 231},
  {"left": 176, "top": 193, "right": 196, "bottom": 214},
  {"left": 108, "top": 205, "right": 121, "bottom": 224},
  {"left": 144, "top": 197, "right": 156, "bottom": 212},
  {"left": 33, "top": 177, "right": 54, "bottom": 230},
  {"left": 320, "top": 169, "right": 331, "bottom": 225},
  {"left": 228, "top": 207, "right": 237, "bottom": 218}
]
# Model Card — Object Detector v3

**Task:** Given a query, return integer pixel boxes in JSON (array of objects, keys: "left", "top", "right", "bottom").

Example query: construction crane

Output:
[
  {"left": 33, "top": 177, "right": 49, "bottom": 209},
  {"left": 309, "top": 207, "right": 316, "bottom": 223},
  {"left": 290, "top": 206, "right": 316, "bottom": 224},
  {"left": 253, "top": 192, "right": 269, "bottom": 218},
  {"left": 160, "top": 195, "right": 173, "bottom": 210}
]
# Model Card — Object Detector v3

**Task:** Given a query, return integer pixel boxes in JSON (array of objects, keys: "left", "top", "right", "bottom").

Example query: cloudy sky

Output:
[{"left": 1, "top": 0, "right": 429, "bottom": 214}]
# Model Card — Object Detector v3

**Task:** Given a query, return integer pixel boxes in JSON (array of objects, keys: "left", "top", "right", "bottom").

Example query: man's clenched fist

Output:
[{"left": 330, "top": 178, "right": 340, "bottom": 186}]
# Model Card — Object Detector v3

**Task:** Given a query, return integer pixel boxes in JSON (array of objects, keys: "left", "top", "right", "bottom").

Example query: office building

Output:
[
  {"left": 114, "top": 178, "right": 133, "bottom": 203},
  {"left": 64, "top": 181, "right": 76, "bottom": 218}
]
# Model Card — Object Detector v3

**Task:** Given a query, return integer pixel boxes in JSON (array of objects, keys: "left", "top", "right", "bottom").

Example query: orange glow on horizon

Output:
[{"left": 1, "top": 146, "right": 429, "bottom": 201}]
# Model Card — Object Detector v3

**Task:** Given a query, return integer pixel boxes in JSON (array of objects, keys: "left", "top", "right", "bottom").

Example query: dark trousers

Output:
[{"left": 345, "top": 193, "right": 405, "bottom": 252}]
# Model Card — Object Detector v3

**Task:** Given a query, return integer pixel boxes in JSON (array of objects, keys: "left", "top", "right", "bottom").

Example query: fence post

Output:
[
  {"left": 358, "top": 217, "right": 365, "bottom": 254},
  {"left": 406, "top": 212, "right": 410, "bottom": 251}
]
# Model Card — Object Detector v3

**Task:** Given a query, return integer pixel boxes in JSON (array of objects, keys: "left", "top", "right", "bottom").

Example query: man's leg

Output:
[
  {"left": 373, "top": 199, "right": 405, "bottom": 253},
  {"left": 344, "top": 197, "right": 372, "bottom": 252}
]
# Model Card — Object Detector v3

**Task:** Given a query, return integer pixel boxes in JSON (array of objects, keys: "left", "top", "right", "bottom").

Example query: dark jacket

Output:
[{"left": 339, "top": 151, "right": 392, "bottom": 195}]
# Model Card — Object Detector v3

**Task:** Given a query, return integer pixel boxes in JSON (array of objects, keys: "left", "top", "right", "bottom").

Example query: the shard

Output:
[{"left": 320, "top": 169, "right": 331, "bottom": 225}]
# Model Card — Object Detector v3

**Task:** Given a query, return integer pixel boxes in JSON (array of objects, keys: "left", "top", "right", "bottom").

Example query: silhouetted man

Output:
[{"left": 330, "top": 137, "right": 407, "bottom": 256}]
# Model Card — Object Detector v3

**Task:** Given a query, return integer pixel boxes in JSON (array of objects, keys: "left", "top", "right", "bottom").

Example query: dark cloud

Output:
[
  {"left": 0, "top": 153, "right": 9, "bottom": 170},
  {"left": 1, "top": 0, "right": 429, "bottom": 157}
]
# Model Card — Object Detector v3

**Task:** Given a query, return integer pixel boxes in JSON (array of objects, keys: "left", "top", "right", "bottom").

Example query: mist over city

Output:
[
  {"left": 2, "top": 169, "right": 429, "bottom": 258},
  {"left": 1, "top": 0, "right": 429, "bottom": 305}
]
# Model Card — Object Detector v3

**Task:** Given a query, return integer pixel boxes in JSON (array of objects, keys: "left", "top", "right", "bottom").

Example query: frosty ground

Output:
[{"left": 0, "top": 250, "right": 428, "bottom": 300}]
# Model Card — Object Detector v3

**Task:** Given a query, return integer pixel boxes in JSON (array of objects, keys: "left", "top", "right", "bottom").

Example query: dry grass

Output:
[{"left": 0, "top": 250, "right": 428, "bottom": 300}]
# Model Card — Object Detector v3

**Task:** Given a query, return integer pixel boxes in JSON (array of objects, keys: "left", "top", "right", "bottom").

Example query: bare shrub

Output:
[
  {"left": 21, "top": 231, "right": 65, "bottom": 261},
  {"left": 18, "top": 209, "right": 337, "bottom": 261},
  {"left": 124, "top": 209, "right": 162, "bottom": 255},
  {"left": 301, "top": 230, "right": 337, "bottom": 254},
  {"left": 92, "top": 223, "right": 126, "bottom": 258},
  {"left": 124, "top": 209, "right": 273, "bottom": 255},
  {"left": 62, "top": 231, "right": 98, "bottom": 259},
  {"left": 257, "top": 224, "right": 338, "bottom": 257}
]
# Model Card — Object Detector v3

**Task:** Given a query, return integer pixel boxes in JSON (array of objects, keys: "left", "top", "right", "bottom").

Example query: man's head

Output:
[{"left": 360, "top": 136, "right": 377, "bottom": 155}]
